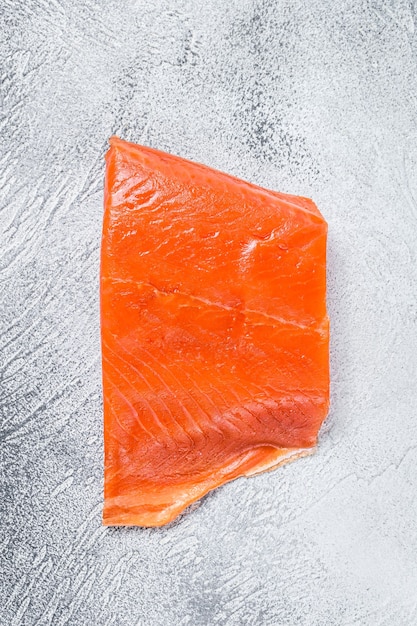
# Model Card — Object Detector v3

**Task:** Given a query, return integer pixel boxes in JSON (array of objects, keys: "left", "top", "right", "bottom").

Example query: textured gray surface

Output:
[{"left": 1, "top": 0, "right": 417, "bottom": 624}]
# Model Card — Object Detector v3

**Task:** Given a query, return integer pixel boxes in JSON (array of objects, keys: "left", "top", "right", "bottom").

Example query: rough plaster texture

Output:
[{"left": 1, "top": 1, "right": 417, "bottom": 624}]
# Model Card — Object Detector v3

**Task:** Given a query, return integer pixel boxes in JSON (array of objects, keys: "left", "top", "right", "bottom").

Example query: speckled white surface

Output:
[{"left": 1, "top": 1, "right": 417, "bottom": 624}]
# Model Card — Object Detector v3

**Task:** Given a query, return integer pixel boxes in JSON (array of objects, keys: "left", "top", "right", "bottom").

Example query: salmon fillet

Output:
[{"left": 101, "top": 136, "right": 329, "bottom": 527}]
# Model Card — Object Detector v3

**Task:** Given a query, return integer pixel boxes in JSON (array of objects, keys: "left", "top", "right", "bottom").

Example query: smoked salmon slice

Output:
[{"left": 101, "top": 137, "right": 329, "bottom": 527}]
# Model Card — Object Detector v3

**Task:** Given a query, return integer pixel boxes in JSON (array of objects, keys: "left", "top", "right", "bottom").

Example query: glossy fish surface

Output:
[{"left": 101, "top": 137, "right": 329, "bottom": 527}]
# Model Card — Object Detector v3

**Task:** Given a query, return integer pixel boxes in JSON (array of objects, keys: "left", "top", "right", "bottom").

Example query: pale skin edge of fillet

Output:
[{"left": 102, "top": 446, "right": 315, "bottom": 528}]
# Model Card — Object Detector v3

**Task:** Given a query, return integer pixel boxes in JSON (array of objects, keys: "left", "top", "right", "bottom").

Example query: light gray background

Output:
[{"left": 1, "top": 1, "right": 417, "bottom": 625}]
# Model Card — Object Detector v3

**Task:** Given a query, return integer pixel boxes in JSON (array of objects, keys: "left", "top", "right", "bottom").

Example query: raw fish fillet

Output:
[{"left": 101, "top": 137, "right": 329, "bottom": 527}]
